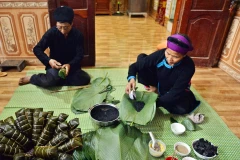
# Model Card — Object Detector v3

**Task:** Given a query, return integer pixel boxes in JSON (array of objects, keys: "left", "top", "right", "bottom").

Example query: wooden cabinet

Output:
[{"left": 95, "top": 0, "right": 112, "bottom": 15}]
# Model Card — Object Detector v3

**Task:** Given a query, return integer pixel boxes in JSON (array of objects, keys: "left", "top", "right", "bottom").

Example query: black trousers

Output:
[
  {"left": 136, "top": 53, "right": 200, "bottom": 115},
  {"left": 30, "top": 68, "right": 90, "bottom": 88}
]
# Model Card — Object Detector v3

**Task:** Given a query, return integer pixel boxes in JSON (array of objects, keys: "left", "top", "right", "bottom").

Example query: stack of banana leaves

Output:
[{"left": 0, "top": 108, "right": 83, "bottom": 160}]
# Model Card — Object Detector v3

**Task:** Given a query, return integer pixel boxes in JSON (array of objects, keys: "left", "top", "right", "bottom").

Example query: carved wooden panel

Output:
[
  {"left": 0, "top": 13, "right": 20, "bottom": 56},
  {"left": 173, "top": 0, "right": 234, "bottom": 67}
]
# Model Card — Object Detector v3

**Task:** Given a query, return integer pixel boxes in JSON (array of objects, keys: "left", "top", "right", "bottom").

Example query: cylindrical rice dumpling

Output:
[
  {"left": 68, "top": 118, "right": 79, "bottom": 130},
  {"left": 13, "top": 153, "right": 32, "bottom": 160},
  {"left": 0, "top": 133, "right": 21, "bottom": 148},
  {"left": 47, "top": 132, "right": 69, "bottom": 147},
  {"left": 58, "top": 113, "right": 69, "bottom": 123},
  {"left": 3, "top": 128, "right": 33, "bottom": 151},
  {"left": 55, "top": 122, "right": 69, "bottom": 135},
  {"left": 32, "top": 117, "right": 45, "bottom": 145},
  {"left": 15, "top": 108, "right": 32, "bottom": 137},
  {"left": 0, "top": 144, "right": 23, "bottom": 156},
  {"left": 58, "top": 152, "right": 73, "bottom": 160},
  {"left": 4, "top": 116, "right": 16, "bottom": 127},
  {"left": 25, "top": 108, "right": 34, "bottom": 128},
  {"left": 58, "top": 137, "right": 82, "bottom": 153},
  {"left": 36, "top": 116, "right": 58, "bottom": 146},
  {"left": 34, "top": 146, "right": 58, "bottom": 159},
  {"left": 69, "top": 128, "right": 82, "bottom": 138}
]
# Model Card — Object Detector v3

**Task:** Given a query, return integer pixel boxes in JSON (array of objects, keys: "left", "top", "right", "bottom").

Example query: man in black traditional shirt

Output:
[
  {"left": 19, "top": 6, "right": 90, "bottom": 87},
  {"left": 126, "top": 33, "right": 200, "bottom": 115}
]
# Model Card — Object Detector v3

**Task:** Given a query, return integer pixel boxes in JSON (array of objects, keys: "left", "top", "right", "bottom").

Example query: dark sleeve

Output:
[
  {"left": 68, "top": 32, "right": 84, "bottom": 69},
  {"left": 127, "top": 50, "right": 164, "bottom": 81},
  {"left": 33, "top": 29, "right": 53, "bottom": 66},
  {"left": 158, "top": 59, "right": 195, "bottom": 103}
]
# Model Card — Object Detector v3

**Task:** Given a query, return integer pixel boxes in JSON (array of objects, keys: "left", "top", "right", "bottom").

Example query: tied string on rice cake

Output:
[
  {"left": 55, "top": 122, "right": 69, "bottom": 136},
  {"left": 47, "top": 132, "right": 69, "bottom": 147},
  {"left": 15, "top": 108, "right": 32, "bottom": 138},
  {"left": 0, "top": 133, "right": 21, "bottom": 148},
  {"left": 3, "top": 128, "right": 34, "bottom": 151},
  {"left": 0, "top": 144, "right": 23, "bottom": 157},
  {"left": 36, "top": 116, "right": 58, "bottom": 146},
  {"left": 34, "top": 146, "right": 58, "bottom": 159}
]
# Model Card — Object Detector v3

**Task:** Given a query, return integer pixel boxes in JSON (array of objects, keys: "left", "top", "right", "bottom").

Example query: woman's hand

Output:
[
  {"left": 125, "top": 78, "right": 136, "bottom": 94},
  {"left": 62, "top": 64, "right": 70, "bottom": 76},
  {"left": 49, "top": 59, "right": 62, "bottom": 69}
]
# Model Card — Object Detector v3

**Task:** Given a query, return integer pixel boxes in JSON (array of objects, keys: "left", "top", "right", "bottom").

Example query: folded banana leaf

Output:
[
  {"left": 71, "top": 77, "right": 111, "bottom": 114},
  {"left": 0, "top": 120, "right": 3, "bottom": 124},
  {"left": 15, "top": 108, "right": 32, "bottom": 137},
  {"left": 58, "top": 137, "right": 82, "bottom": 153},
  {"left": 58, "top": 113, "right": 69, "bottom": 123},
  {"left": 58, "top": 152, "right": 73, "bottom": 160},
  {"left": 0, "top": 133, "right": 22, "bottom": 148},
  {"left": 38, "top": 111, "right": 48, "bottom": 126},
  {"left": 3, "top": 128, "right": 33, "bottom": 151},
  {"left": 55, "top": 122, "right": 69, "bottom": 135},
  {"left": 25, "top": 108, "right": 34, "bottom": 128},
  {"left": 32, "top": 117, "right": 45, "bottom": 145},
  {"left": 36, "top": 116, "right": 58, "bottom": 146},
  {"left": 119, "top": 91, "right": 158, "bottom": 125},
  {"left": 13, "top": 153, "right": 32, "bottom": 160},
  {"left": 68, "top": 118, "right": 79, "bottom": 130},
  {"left": 34, "top": 146, "right": 58, "bottom": 159},
  {"left": 47, "top": 132, "right": 69, "bottom": 147},
  {"left": 33, "top": 108, "right": 43, "bottom": 122},
  {"left": 4, "top": 116, "right": 16, "bottom": 127},
  {"left": 0, "top": 144, "right": 23, "bottom": 157},
  {"left": 73, "top": 122, "right": 156, "bottom": 160},
  {"left": 69, "top": 128, "right": 82, "bottom": 138},
  {"left": 0, "top": 123, "right": 15, "bottom": 134}
]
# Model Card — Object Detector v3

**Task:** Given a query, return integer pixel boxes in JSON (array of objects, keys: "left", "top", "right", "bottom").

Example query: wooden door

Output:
[
  {"left": 172, "top": 0, "right": 235, "bottom": 67},
  {"left": 48, "top": 0, "right": 95, "bottom": 66}
]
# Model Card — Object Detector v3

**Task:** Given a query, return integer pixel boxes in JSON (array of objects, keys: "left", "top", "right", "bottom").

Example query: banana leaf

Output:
[
  {"left": 119, "top": 91, "right": 158, "bottom": 125},
  {"left": 0, "top": 123, "right": 15, "bottom": 134},
  {"left": 71, "top": 77, "right": 111, "bottom": 114},
  {"left": 0, "top": 144, "right": 23, "bottom": 157},
  {"left": 73, "top": 122, "right": 156, "bottom": 160},
  {"left": 34, "top": 146, "right": 58, "bottom": 159}
]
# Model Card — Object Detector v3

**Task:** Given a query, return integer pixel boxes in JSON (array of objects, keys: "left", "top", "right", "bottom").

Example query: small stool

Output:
[{"left": 0, "top": 60, "right": 26, "bottom": 72}]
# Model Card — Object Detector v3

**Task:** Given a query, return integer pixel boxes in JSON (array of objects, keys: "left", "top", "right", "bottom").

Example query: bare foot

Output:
[{"left": 19, "top": 76, "right": 31, "bottom": 85}]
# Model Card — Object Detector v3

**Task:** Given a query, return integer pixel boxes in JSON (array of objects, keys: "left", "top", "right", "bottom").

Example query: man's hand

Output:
[
  {"left": 62, "top": 64, "right": 70, "bottom": 76},
  {"left": 49, "top": 59, "right": 62, "bottom": 69},
  {"left": 125, "top": 78, "right": 136, "bottom": 94}
]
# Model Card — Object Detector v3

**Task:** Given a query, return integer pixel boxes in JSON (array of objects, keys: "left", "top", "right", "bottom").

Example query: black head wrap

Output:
[{"left": 54, "top": 6, "right": 74, "bottom": 24}]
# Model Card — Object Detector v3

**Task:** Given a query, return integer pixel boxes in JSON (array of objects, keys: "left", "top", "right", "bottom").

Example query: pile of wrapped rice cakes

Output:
[{"left": 0, "top": 108, "right": 82, "bottom": 160}]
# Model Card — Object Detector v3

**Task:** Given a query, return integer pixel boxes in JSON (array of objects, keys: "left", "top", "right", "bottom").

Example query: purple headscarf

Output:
[{"left": 167, "top": 34, "right": 193, "bottom": 55}]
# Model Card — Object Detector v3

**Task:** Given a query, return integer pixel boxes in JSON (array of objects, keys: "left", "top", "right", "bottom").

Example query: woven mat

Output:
[{"left": 1, "top": 68, "right": 240, "bottom": 159}]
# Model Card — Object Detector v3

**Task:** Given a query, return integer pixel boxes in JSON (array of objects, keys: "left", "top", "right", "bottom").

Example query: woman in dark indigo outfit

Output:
[
  {"left": 126, "top": 34, "right": 200, "bottom": 115},
  {"left": 19, "top": 6, "right": 90, "bottom": 87}
]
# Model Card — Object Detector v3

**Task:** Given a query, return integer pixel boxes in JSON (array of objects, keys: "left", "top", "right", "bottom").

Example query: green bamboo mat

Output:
[{"left": 1, "top": 68, "right": 240, "bottom": 159}]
